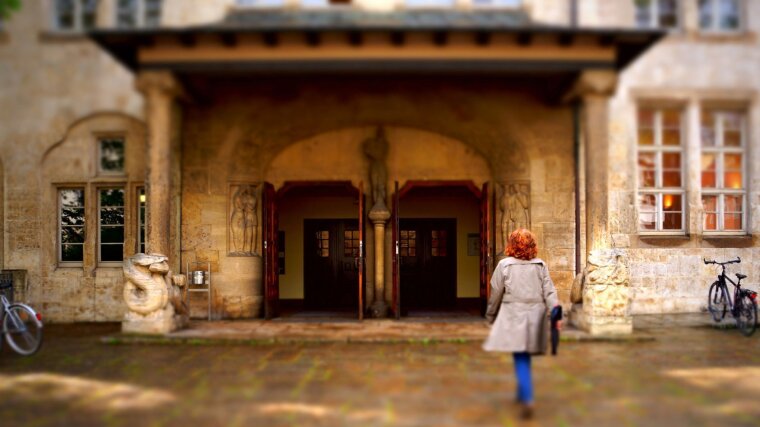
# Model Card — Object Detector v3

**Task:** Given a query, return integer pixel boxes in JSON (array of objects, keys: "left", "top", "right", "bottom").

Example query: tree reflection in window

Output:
[
  {"left": 99, "top": 188, "right": 125, "bottom": 262},
  {"left": 60, "top": 188, "right": 85, "bottom": 262}
]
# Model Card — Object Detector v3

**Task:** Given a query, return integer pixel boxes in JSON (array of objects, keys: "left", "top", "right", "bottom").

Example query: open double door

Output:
[
  {"left": 391, "top": 181, "right": 492, "bottom": 319},
  {"left": 262, "top": 181, "right": 365, "bottom": 320}
]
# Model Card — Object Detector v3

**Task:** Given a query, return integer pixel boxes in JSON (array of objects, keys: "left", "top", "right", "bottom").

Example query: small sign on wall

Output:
[{"left": 467, "top": 233, "right": 480, "bottom": 256}]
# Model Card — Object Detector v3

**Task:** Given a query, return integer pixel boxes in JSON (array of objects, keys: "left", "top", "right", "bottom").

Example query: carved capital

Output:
[
  {"left": 563, "top": 70, "right": 618, "bottom": 102},
  {"left": 135, "top": 70, "right": 184, "bottom": 100}
]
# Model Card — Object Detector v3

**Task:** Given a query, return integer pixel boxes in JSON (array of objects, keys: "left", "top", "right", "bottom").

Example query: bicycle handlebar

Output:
[{"left": 703, "top": 257, "right": 741, "bottom": 265}]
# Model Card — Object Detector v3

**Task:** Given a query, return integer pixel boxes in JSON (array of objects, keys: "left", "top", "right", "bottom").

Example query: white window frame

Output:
[
  {"left": 471, "top": 0, "right": 523, "bottom": 9},
  {"left": 698, "top": 0, "right": 742, "bottom": 33},
  {"left": 98, "top": 186, "right": 126, "bottom": 266},
  {"left": 700, "top": 110, "right": 748, "bottom": 235},
  {"left": 235, "top": 0, "right": 286, "bottom": 7},
  {"left": 637, "top": 107, "right": 687, "bottom": 234},
  {"left": 58, "top": 187, "right": 86, "bottom": 267},
  {"left": 116, "top": 0, "right": 162, "bottom": 28},
  {"left": 52, "top": 0, "right": 98, "bottom": 32},
  {"left": 634, "top": 0, "right": 680, "bottom": 29}
]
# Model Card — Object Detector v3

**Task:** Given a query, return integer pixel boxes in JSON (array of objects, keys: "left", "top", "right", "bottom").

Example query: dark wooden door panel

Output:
[{"left": 304, "top": 219, "right": 359, "bottom": 311}]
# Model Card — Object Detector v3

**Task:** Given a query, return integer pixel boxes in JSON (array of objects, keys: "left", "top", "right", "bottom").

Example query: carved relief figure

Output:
[
  {"left": 363, "top": 127, "right": 389, "bottom": 210},
  {"left": 123, "top": 253, "right": 187, "bottom": 316},
  {"left": 230, "top": 184, "right": 259, "bottom": 255},
  {"left": 498, "top": 182, "right": 531, "bottom": 251}
]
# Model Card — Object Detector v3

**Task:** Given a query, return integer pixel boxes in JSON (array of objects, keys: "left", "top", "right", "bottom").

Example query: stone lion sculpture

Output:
[{"left": 123, "top": 253, "right": 188, "bottom": 316}]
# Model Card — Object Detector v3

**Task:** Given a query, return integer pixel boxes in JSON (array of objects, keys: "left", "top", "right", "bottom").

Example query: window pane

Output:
[
  {"left": 662, "top": 171, "right": 681, "bottom": 188},
  {"left": 61, "top": 208, "right": 85, "bottom": 226},
  {"left": 62, "top": 227, "right": 85, "bottom": 244},
  {"left": 701, "top": 154, "right": 716, "bottom": 188},
  {"left": 101, "top": 244, "right": 124, "bottom": 262},
  {"left": 724, "top": 172, "right": 742, "bottom": 190},
  {"left": 635, "top": 0, "right": 652, "bottom": 27},
  {"left": 723, "top": 214, "right": 742, "bottom": 230},
  {"left": 724, "top": 195, "right": 743, "bottom": 213},
  {"left": 61, "top": 244, "right": 84, "bottom": 262},
  {"left": 101, "top": 226, "right": 125, "bottom": 243},
  {"left": 699, "top": 0, "right": 713, "bottom": 29},
  {"left": 663, "top": 194, "right": 682, "bottom": 212},
  {"left": 100, "top": 139, "right": 125, "bottom": 172},
  {"left": 117, "top": 0, "right": 137, "bottom": 28},
  {"left": 662, "top": 109, "right": 681, "bottom": 128},
  {"left": 662, "top": 129, "right": 681, "bottom": 146},
  {"left": 718, "top": 0, "right": 740, "bottom": 29},
  {"left": 56, "top": 0, "right": 75, "bottom": 29},
  {"left": 638, "top": 152, "right": 656, "bottom": 187},
  {"left": 100, "top": 188, "right": 125, "bottom": 207},
  {"left": 700, "top": 112, "right": 716, "bottom": 147},
  {"left": 100, "top": 207, "right": 125, "bottom": 225},
  {"left": 638, "top": 194, "right": 657, "bottom": 230},
  {"left": 658, "top": 0, "right": 678, "bottom": 28},
  {"left": 703, "top": 195, "right": 718, "bottom": 231},
  {"left": 663, "top": 213, "right": 682, "bottom": 230},
  {"left": 638, "top": 109, "right": 655, "bottom": 145},
  {"left": 61, "top": 189, "right": 85, "bottom": 207},
  {"left": 662, "top": 152, "right": 680, "bottom": 168},
  {"left": 145, "top": 0, "right": 163, "bottom": 27},
  {"left": 83, "top": 0, "right": 98, "bottom": 29},
  {"left": 638, "top": 129, "right": 655, "bottom": 146}
]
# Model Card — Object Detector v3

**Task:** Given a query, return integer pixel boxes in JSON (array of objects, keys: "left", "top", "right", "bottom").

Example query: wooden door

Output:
[
  {"left": 392, "top": 181, "right": 400, "bottom": 319},
  {"left": 263, "top": 182, "right": 279, "bottom": 320},
  {"left": 304, "top": 219, "right": 359, "bottom": 311},
  {"left": 399, "top": 219, "right": 456, "bottom": 312},
  {"left": 357, "top": 182, "right": 365, "bottom": 320},
  {"left": 480, "top": 182, "right": 491, "bottom": 316}
]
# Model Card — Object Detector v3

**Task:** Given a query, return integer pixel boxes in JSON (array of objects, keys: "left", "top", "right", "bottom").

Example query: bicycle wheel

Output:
[
  {"left": 4, "top": 305, "right": 42, "bottom": 355},
  {"left": 735, "top": 295, "right": 757, "bottom": 337},
  {"left": 708, "top": 282, "right": 727, "bottom": 322}
]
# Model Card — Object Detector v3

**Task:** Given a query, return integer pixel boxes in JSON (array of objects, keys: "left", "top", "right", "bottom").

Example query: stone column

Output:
[
  {"left": 568, "top": 70, "right": 633, "bottom": 335},
  {"left": 136, "top": 71, "right": 182, "bottom": 256},
  {"left": 369, "top": 207, "right": 390, "bottom": 318}
]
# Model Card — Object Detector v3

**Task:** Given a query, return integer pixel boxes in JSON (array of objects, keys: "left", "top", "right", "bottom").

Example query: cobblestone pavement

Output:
[{"left": 1, "top": 316, "right": 759, "bottom": 427}]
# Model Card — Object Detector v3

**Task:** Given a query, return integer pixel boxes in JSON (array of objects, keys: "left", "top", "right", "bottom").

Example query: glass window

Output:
[
  {"left": 55, "top": 0, "right": 98, "bottom": 31},
  {"left": 99, "top": 137, "right": 125, "bottom": 174},
  {"left": 635, "top": 0, "right": 679, "bottom": 29},
  {"left": 316, "top": 230, "right": 329, "bottom": 257},
  {"left": 636, "top": 107, "right": 685, "bottom": 232},
  {"left": 399, "top": 230, "right": 416, "bottom": 257},
  {"left": 137, "top": 187, "right": 146, "bottom": 254},
  {"left": 99, "top": 188, "right": 125, "bottom": 263},
  {"left": 699, "top": 0, "right": 741, "bottom": 31},
  {"left": 472, "top": 0, "right": 522, "bottom": 7},
  {"left": 701, "top": 110, "right": 746, "bottom": 233},
  {"left": 405, "top": 0, "right": 456, "bottom": 7},
  {"left": 60, "top": 188, "right": 86, "bottom": 263},
  {"left": 117, "top": 0, "right": 162, "bottom": 28}
]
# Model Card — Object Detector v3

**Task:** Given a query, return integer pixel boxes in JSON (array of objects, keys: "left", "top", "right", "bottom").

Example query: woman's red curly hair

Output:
[{"left": 505, "top": 228, "right": 538, "bottom": 260}]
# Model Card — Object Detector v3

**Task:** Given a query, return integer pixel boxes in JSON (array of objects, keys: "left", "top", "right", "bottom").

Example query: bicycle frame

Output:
[{"left": 0, "top": 294, "right": 43, "bottom": 334}]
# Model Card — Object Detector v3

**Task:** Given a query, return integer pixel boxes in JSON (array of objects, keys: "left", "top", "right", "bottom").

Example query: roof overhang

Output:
[{"left": 89, "top": 11, "right": 664, "bottom": 75}]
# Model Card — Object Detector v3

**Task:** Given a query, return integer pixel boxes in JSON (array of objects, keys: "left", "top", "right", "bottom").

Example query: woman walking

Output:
[{"left": 483, "top": 228, "right": 561, "bottom": 419}]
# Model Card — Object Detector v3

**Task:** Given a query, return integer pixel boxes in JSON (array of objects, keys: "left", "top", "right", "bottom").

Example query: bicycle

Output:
[
  {"left": 0, "top": 281, "right": 43, "bottom": 355},
  {"left": 705, "top": 257, "right": 758, "bottom": 337}
]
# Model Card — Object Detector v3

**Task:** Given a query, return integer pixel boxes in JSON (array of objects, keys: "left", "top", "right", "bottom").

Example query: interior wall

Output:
[
  {"left": 399, "top": 194, "right": 480, "bottom": 299},
  {"left": 278, "top": 195, "right": 358, "bottom": 300}
]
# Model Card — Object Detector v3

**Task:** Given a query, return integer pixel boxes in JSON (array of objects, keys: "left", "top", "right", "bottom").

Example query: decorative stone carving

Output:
[
  {"left": 122, "top": 253, "right": 188, "bottom": 334},
  {"left": 497, "top": 182, "right": 531, "bottom": 251},
  {"left": 363, "top": 127, "right": 389, "bottom": 212},
  {"left": 570, "top": 249, "right": 632, "bottom": 335},
  {"left": 229, "top": 184, "right": 260, "bottom": 256}
]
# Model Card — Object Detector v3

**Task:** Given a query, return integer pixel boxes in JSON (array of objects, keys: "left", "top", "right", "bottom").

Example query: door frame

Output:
[
  {"left": 391, "top": 180, "right": 491, "bottom": 317},
  {"left": 266, "top": 180, "right": 366, "bottom": 319}
]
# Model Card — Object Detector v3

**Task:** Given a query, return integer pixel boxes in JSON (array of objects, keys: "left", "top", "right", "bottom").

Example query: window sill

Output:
[
  {"left": 686, "top": 30, "right": 756, "bottom": 44},
  {"left": 97, "top": 263, "right": 123, "bottom": 269},
  {"left": 638, "top": 232, "right": 689, "bottom": 240},
  {"left": 38, "top": 31, "right": 89, "bottom": 43},
  {"left": 701, "top": 233, "right": 752, "bottom": 240}
]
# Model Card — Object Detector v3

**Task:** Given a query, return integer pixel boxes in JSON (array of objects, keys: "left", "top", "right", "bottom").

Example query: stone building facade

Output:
[{"left": 0, "top": 0, "right": 757, "bottom": 329}]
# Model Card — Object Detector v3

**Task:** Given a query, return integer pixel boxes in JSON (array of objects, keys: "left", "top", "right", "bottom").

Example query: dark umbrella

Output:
[{"left": 550, "top": 306, "right": 563, "bottom": 356}]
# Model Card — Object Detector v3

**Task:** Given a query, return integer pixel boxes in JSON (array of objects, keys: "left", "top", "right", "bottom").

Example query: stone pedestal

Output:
[
  {"left": 369, "top": 206, "right": 391, "bottom": 318},
  {"left": 570, "top": 249, "right": 633, "bottom": 335},
  {"left": 122, "top": 304, "right": 188, "bottom": 335},
  {"left": 218, "top": 256, "right": 263, "bottom": 319}
]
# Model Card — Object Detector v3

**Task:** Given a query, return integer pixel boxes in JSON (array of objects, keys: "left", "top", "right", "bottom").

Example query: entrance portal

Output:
[{"left": 304, "top": 219, "right": 360, "bottom": 311}]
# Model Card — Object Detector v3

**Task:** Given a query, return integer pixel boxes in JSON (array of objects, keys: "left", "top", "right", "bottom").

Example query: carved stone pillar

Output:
[
  {"left": 369, "top": 207, "right": 391, "bottom": 318},
  {"left": 136, "top": 71, "right": 182, "bottom": 257},
  {"left": 568, "top": 70, "right": 633, "bottom": 335}
]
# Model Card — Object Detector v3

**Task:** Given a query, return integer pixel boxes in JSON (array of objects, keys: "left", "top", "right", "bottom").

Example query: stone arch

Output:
[{"left": 263, "top": 126, "right": 494, "bottom": 190}]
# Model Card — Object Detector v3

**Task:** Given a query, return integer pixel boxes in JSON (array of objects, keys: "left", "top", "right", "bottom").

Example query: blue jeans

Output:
[{"left": 513, "top": 352, "right": 533, "bottom": 403}]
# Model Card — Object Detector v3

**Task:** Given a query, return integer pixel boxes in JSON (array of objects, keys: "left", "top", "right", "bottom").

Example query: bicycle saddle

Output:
[{"left": 736, "top": 273, "right": 747, "bottom": 280}]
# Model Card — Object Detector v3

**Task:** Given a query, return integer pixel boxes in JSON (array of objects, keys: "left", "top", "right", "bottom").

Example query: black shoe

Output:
[{"left": 520, "top": 403, "right": 534, "bottom": 420}]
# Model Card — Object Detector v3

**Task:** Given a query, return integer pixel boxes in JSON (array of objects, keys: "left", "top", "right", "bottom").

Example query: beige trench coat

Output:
[{"left": 483, "top": 257, "right": 559, "bottom": 354}]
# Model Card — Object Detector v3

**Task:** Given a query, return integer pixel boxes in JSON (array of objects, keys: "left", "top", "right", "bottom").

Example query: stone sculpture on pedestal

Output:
[{"left": 122, "top": 253, "right": 189, "bottom": 334}]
